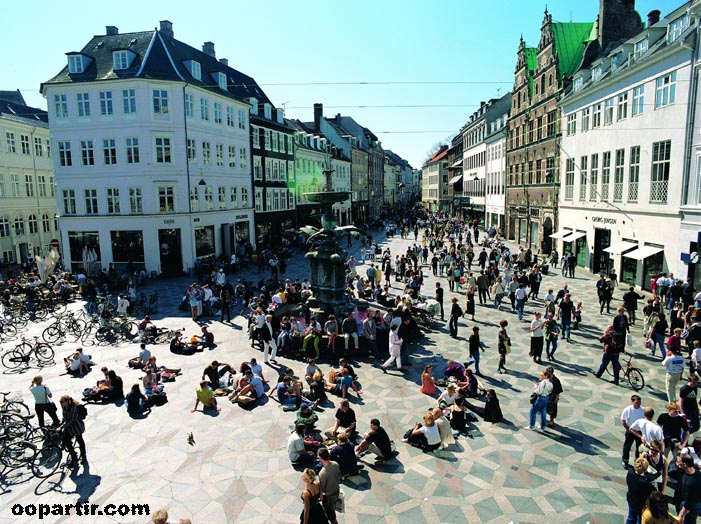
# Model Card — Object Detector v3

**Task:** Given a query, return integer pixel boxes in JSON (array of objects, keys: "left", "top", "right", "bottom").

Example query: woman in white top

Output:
[
  {"left": 401, "top": 413, "right": 442, "bottom": 452},
  {"left": 680, "top": 438, "right": 701, "bottom": 467},
  {"left": 381, "top": 324, "right": 403, "bottom": 373},
  {"left": 526, "top": 369, "right": 553, "bottom": 431},
  {"left": 431, "top": 407, "right": 456, "bottom": 448},
  {"left": 30, "top": 375, "right": 60, "bottom": 427},
  {"left": 437, "top": 384, "right": 460, "bottom": 409}
]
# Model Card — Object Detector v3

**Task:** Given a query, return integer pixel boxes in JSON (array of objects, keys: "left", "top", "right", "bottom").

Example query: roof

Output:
[
  {"left": 552, "top": 22, "right": 596, "bottom": 79},
  {"left": 0, "top": 89, "right": 26, "bottom": 105},
  {"left": 524, "top": 47, "right": 538, "bottom": 73},
  {"left": 428, "top": 146, "right": 449, "bottom": 163},
  {"left": 41, "top": 27, "right": 274, "bottom": 107},
  {"left": 0, "top": 98, "right": 49, "bottom": 126}
]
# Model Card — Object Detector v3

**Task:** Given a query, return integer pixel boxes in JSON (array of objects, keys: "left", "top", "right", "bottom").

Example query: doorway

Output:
[
  {"left": 593, "top": 228, "right": 611, "bottom": 275},
  {"left": 158, "top": 228, "right": 182, "bottom": 276}
]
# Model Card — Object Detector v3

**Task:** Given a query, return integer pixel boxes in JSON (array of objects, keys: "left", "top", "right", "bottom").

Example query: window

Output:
[
  {"left": 187, "top": 139, "right": 196, "bottom": 162},
  {"left": 63, "top": 190, "right": 76, "bottom": 215},
  {"left": 617, "top": 92, "right": 628, "bottom": 120},
  {"left": 200, "top": 98, "right": 209, "bottom": 120},
  {"left": 0, "top": 178, "right": 4, "bottom": 199},
  {"left": 218, "top": 187, "right": 226, "bottom": 209},
  {"left": 126, "top": 137, "right": 139, "bottom": 163},
  {"left": 252, "top": 127, "right": 260, "bottom": 148},
  {"left": 84, "top": 189, "right": 98, "bottom": 214},
  {"left": 601, "top": 151, "right": 611, "bottom": 200},
  {"left": 5, "top": 132, "right": 15, "bottom": 153},
  {"left": 129, "top": 187, "right": 142, "bottom": 214},
  {"left": 122, "top": 89, "right": 136, "bottom": 114},
  {"left": 230, "top": 187, "right": 237, "bottom": 207},
  {"left": 27, "top": 215, "right": 37, "bottom": 234},
  {"left": 37, "top": 175, "right": 46, "bottom": 197},
  {"left": 54, "top": 94, "right": 68, "bottom": 118},
  {"left": 656, "top": 72, "right": 677, "bottom": 108},
  {"left": 190, "top": 187, "right": 199, "bottom": 212},
  {"left": 58, "top": 141, "right": 72, "bottom": 166},
  {"left": 189, "top": 61, "right": 201, "bottom": 80},
  {"left": 103, "top": 139, "right": 117, "bottom": 165},
  {"left": 253, "top": 157, "right": 262, "bottom": 180},
  {"left": 238, "top": 110, "right": 246, "bottom": 129},
  {"left": 67, "top": 55, "right": 84, "bottom": 74},
  {"left": 565, "top": 158, "right": 575, "bottom": 200},
  {"left": 239, "top": 146, "right": 247, "bottom": 168},
  {"left": 634, "top": 38, "right": 648, "bottom": 59},
  {"left": 185, "top": 93, "right": 194, "bottom": 117},
  {"left": 14, "top": 216, "right": 24, "bottom": 235},
  {"left": 158, "top": 186, "right": 175, "bottom": 213},
  {"left": 579, "top": 156, "right": 587, "bottom": 201},
  {"left": 152, "top": 89, "right": 169, "bottom": 114},
  {"left": 254, "top": 187, "right": 263, "bottom": 212},
  {"left": 214, "top": 102, "right": 222, "bottom": 124},
  {"left": 614, "top": 149, "right": 625, "bottom": 202},
  {"left": 566, "top": 114, "right": 576, "bottom": 135},
  {"left": 49, "top": 176, "right": 54, "bottom": 196},
  {"left": 25, "top": 175, "right": 34, "bottom": 197},
  {"left": 18, "top": 134, "right": 28, "bottom": 155},
  {"left": 629, "top": 145, "right": 640, "bottom": 202},
  {"left": 592, "top": 66, "right": 603, "bottom": 82},
  {"left": 77, "top": 92, "right": 90, "bottom": 117},
  {"left": 34, "top": 137, "right": 43, "bottom": 156},
  {"left": 80, "top": 140, "right": 94, "bottom": 166},
  {"left": 604, "top": 98, "right": 614, "bottom": 125},
  {"left": 216, "top": 144, "right": 224, "bottom": 166},
  {"left": 546, "top": 111, "right": 556, "bottom": 137},
  {"left": 272, "top": 132, "right": 279, "bottom": 151},
  {"left": 589, "top": 154, "right": 598, "bottom": 202},
  {"left": 216, "top": 72, "right": 227, "bottom": 91},
  {"left": 241, "top": 187, "right": 249, "bottom": 207},
  {"left": 113, "top": 50, "right": 129, "bottom": 70},
  {"left": 204, "top": 186, "right": 213, "bottom": 210},
  {"left": 226, "top": 106, "right": 235, "bottom": 127},
  {"left": 155, "top": 137, "right": 171, "bottom": 163},
  {"left": 592, "top": 103, "right": 601, "bottom": 128},
  {"left": 650, "top": 140, "right": 671, "bottom": 203},
  {"left": 42, "top": 214, "right": 50, "bottom": 233},
  {"left": 581, "top": 108, "right": 590, "bottom": 132},
  {"left": 106, "top": 188, "right": 120, "bottom": 214},
  {"left": 668, "top": 15, "right": 689, "bottom": 43},
  {"left": 573, "top": 77, "right": 583, "bottom": 92},
  {"left": 99, "top": 91, "right": 113, "bottom": 115},
  {"left": 633, "top": 85, "right": 644, "bottom": 116},
  {"left": 0, "top": 217, "right": 8, "bottom": 238},
  {"left": 228, "top": 145, "right": 236, "bottom": 167},
  {"left": 202, "top": 141, "right": 211, "bottom": 165},
  {"left": 264, "top": 129, "right": 271, "bottom": 150}
]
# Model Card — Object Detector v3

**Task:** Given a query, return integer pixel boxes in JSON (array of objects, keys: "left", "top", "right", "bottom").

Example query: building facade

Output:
[
  {"left": 421, "top": 146, "right": 450, "bottom": 212},
  {"left": 41, "top": 22, "right": 255, "bottom": 275},
  {"left": 558, "top": 4, "right": 694, "bottom": 290},
  {"left": 0, "top": 92, "right": 58, "bottom": 265},
  {"left": 485, "top": 94, "right": 511, "bottom": 232}
]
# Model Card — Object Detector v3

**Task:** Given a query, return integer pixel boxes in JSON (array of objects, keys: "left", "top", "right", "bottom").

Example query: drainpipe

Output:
[{"left": 682, "top": 16, "right": 700, "bottom": 207}]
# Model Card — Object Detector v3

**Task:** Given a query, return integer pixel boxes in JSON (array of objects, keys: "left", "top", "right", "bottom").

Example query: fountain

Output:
[{"left": 301, "top": 168, "right": 362, "bottom": 315}]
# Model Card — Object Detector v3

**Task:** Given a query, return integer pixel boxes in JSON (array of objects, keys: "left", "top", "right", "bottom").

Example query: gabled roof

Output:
[
  {"left": 552, "top": 22, "right": 596, "bottom": 79},
  {"left": 0, "top": 89, "right": 26, "bottom": 106},
  {"left": 428, "top": 146, "right": 449, "bottom": 163},
  {"left": 41, "top": 27, "right": 274, "bottom": 107},
  {"left": 0, "top": 98, "right": 48, "bottom": 126}
]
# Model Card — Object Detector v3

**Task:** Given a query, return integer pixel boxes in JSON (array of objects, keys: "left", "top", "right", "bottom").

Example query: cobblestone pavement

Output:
[{"left": 0, "top": 231, "right": 668, "bottom": 524}]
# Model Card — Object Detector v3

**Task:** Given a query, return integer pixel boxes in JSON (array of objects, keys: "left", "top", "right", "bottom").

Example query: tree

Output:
[{"left": 423, "top": 141, "right": 448, "bottom": 164}]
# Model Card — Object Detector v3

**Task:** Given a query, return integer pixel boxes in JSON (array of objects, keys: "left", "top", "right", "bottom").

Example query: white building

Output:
[
  {"left": 0, "top": 91, "right": 58, "bottom": 265},
  {"left": 421, "top": 146, "right": 450, "bottom": 212},
  {"left": 557, "top": 5, "right": 693, "bottom": 289},
  {"left": 330, "top": 153, "right": 352, "bottom": 225},
  {"left": 41, "top": 22, "right": 255, "bottom": 276}
]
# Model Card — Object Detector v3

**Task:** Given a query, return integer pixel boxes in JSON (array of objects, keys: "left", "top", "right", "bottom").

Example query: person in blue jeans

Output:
[
  {"left": 650, "top": 312, "right": 669, "bottom": 359},
  {"left": 514, "top": 284, "right": 527, "bottom": 320},
  {"left": 525, "top": 369, "right": 553, "bottom": 431},
  {"left": 594, "top": 325, "right": 623, "bottom": 385},
  {"left": 557, "top": 293, "right": 574, "bottom": 341},
  {"left": 544, "top": 313, "right": 560, "bottom": 360},
  {"left": 625, "top": 457, "right": 654, "bottom": 524},
  {"left": 677, "top": 453, "right": 701, "bottom": 524}
]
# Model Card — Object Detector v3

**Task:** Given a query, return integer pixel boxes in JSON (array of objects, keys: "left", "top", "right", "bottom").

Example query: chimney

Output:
[
  {"left": 597, "top": 0, "right": 643, "bottom": 54},
  {"left": 159, "top": 20, "right": 173, "bottom": 38},
  {"left": 648, "top": 10, "right": 661, "bottom": 26},
  {"left": 313, "top": 103, "right": 323, "bottom": 132},
  {"left": 106, "top": 26, "right": 119, "bottom": 36},
  {"left": 335, "top": 113, "right": 342, "bottom": 125},
  {"left": 219, "top": 58, "right": 228, "bottom": 66},
  {"left": 202, "top": 42, "right": 215, "bottom": 57}
]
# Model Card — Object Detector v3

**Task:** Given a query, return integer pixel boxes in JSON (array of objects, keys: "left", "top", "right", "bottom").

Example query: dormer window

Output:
[
  {"left": 263, "top": 103, "right": 272, "bottom": 119},
  {"left": 112, "top": 50, "right": 134, "bottom": 70},
  {"left": 67, "top": 54, "right": 88, "bottom": 74},
  {"left": 573, "top": 76, "right": 583, "bottom": 92},
  {"left": 215, "top": 72, "right": 227, "bottom": 91},
  {"left": 184, "top": 60, "right": 201, "bottom": 80},
  {"left": 592, "top": 66, "right": 602, "bottom": 82},
  {"left": 276, "top": 108, "right": 284, "bottom": 124},
  {"left": 668, "top": 15, "right": 689, "bottom": 43},
  {"left": 248, "top": 97, "right": 258, "bottom": 115},
  {"left": 634, "top": 38, "right": 648, "bottom": 59}
]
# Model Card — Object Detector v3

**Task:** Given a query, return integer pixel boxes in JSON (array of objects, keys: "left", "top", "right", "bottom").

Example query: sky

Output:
[{"left": 2, "top": 0, "right": 675, "bottom": 169}]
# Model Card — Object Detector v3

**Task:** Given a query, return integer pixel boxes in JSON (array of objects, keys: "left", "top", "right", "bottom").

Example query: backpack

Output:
[{"left": 76, "top": 404, "right": 88, "bottom": 420}]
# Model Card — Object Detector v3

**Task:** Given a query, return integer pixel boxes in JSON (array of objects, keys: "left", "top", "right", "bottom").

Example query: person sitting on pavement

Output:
[
  {"left": 444, "top": 360, "right": 467, "bottom": 383},
  {"left": 137, "top": 316, "right": 157, "bottom": 343},
  {"left": 64, "top": 347, "right": 92, "bottom": 375},
  {"left": 190, "top": 326, "right": 215, "bottom": 351},
  {"left": 89, "top": 369, "right": 124, "bottom": 402},
  {"left": 229, "top": 369, "right": 265, "bottom": 403},
  {"left": 333, "top": 368, "right": 362, "bottom": 400},
  {"left": 304, "top": 359, "right": 323, "bottom": 385},
  {"left": 142, "top": 369, "right": 164, "bottom": 396},
  {"left": 295, "top": 403, "right": 319, "bottom": 433},
  {"left": 246, "top": 357, "right": 269, "bottom": 384},
  {"left": 191, "top": 380, "right": 221, "bottom": 413},
  {"left": 402, "top": 412, "right": 441, "bottom": 452},
  {"left": 330, "top": 433, "right": 360, "bottom": 477},
  {"left": 129, "top": 342, "right": 152, "bottom": 369},
  {"left": 143, "top": 355, "right": 181, "bottom": 381},
  {"left": 325, "top": 399, "right": 357, "bottom": 441},
  {"left": 125, "top": 383, "right": 150, "bottom": 415},
  {"left": 202, "top": 360, "right": 234, "bottom": 390},
  {"left": 355, "top": 418, "right": 394, "bottom": 463},
  {"left": 437, "top": 384, "right": 460, "bottom": 409},
  {"left": 287, "top": 423, "right": 319, "bottom": 466},
  {"left": 170, "top": 331, "right": 194, "bottom": 355}
]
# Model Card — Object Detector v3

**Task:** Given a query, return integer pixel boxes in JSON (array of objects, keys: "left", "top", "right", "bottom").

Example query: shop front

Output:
[
  {"left": 561, "top": 231, "right": 586, "bottom": 266},
  {"left": 603, "top": 240, "right": 638, "bottom": 283},
  {"left": 622, "top": 244, "right": 665, "bottom": 290},
  {"left": 68, "top": 231, "right": 101, "bottom": 276},
  {"left": 110, "top": 230, "right": 145, "bottom": 274}
]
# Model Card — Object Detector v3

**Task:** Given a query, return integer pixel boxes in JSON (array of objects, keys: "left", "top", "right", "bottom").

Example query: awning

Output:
[
  {"left": 549, "top": 230, "right": 571, "bottom": 239},
  {"left": 562, "top": 231, "right": 586, "bottom": 242},
  {"left": 451, "top": 159, "right": 463, "bottom": 168},
  {"left": 449, "top": 175, "right": 463, "bottom": 184},
  {"left": 623, "top": 245, "right": 664, "bottom": 261},
  {"left": 603, "top": 241, "right": 638, "bottom": 255}
]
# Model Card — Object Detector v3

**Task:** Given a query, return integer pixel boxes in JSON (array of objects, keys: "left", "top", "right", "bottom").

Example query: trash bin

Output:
[{"left": 541, "top": 264, "right": 549, "bottom": 275}]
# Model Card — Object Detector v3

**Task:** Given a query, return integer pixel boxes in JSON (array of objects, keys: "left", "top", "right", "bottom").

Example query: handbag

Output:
[
  {"left": 645, "top": 339, "right": 652, "bottom": 349},
  {"left": 504, "top": 341, "right": 511, "bottom": 354},
  {"left": 334, "top": 489, "right": 345, "bottom": 513},
  {"left": 626, "top": 334, "right": 633, "bottom": 346},
  {"left": 44, "top": 386, "right": 58, "bottom": 414},
  {"left": 529, "top": 392, "right": 537, "bottom": 405}
]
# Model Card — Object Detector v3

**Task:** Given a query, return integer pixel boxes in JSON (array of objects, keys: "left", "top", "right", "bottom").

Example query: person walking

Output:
[
  {"left": 625, "top": 457, "right": 655, "bottom": 524},
  {"left": 621, "top": 394, "right": 645, "bottom": 470},
  {"left": 544, "top": 312, "right": 561, "bottom": 361},
  {"left": 546, "top": 366, "right": 563, "bottom": 428},
  {"left": 557, "top": 293, "right": 574, "bottom": 342},
  {"left": 435, "top": 282, "right": 445, "bottom": 321},
  {"left": 468, "top": 326, "right": 485, "bottom": 376},
  {"left": 299, "top": 468, "right": 330, "bottom": 524},
  {"left": 318, "top": 448, "right": 341, "bottom": 524},
  {"left": 594, "top": 325, "right": 624, "bottom": 385},
  {"left": 525, "top": 369, "right": 553, "bottom": 431},
  {"left": 514, "top": 284, "right": 528, "bottom": 321},
  {"left": 261, "top": 314, "right": 278, "bottom": 364},
  {"left": 677, "top": 453, "right": 701, "bottom": 524},
  {"left": 567, "top": 253, "right": 576, "bottom": 278},
  {"left": 58, "top": 395, "right": 87, "bottom": 468},
  {"left": 381, "top": 324, "right": 404, "bottom": 373},
  {"left": 662, "top": 346, "right": 686, "bottom": 404},
  {"left": 497, "top": 320, "right": 510, "bottom": 374},
  {"left": 529, "top": 311, "right": 545, "bottom": 364},
  {"left": 29, "top": 375, "right": 60, "bottom": 427},
  {"left": 448, "top": 297, "right": 463, "bottom": 338}
]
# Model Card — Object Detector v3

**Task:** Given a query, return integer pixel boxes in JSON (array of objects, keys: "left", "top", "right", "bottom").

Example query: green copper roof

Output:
[
  {"left": 525, "top": 47, "right": 537, "bottom": 96},
  {"left": 552, "top": 22, "right": 596, "bottom": 78}
]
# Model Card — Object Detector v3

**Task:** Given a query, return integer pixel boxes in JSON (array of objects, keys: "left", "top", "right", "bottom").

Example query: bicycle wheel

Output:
[
  {"left": 31, "top": 444, "right": 61, "bottom": 478},
  {"left": 3, "top": 400, "right": 31, "bottom": 418},
  {"left": 95, "top": 327, "right": 113, "bottom": 343},
  {"left": 0, "top": 440, "right": 35, "bottom": 469},
  {"left": 0, "top": 412, "right": 31, "bottom": 440},
  {"left": 119, "top": 321, "right": 138, "bottom": 340},
  {"left": 627, "top": 368, "right": 645, "bottom": 391},
  {"left": 34, "top": 344, "right": 55, "bottom": 365},
  {"left": 42, "top": 325, "right": 62, "bottom": 344},
  {"left": 68, "top": 318, "right": 87, "bottom": 338},
  {"left": 2, "top": 349, "right": 26, "bottom": 370},
  {"left": 0, "top": 322, "right": 18, "bottom": 341},
  {"left": 50, "top": 301, "right": 67, "bottom": 315}
]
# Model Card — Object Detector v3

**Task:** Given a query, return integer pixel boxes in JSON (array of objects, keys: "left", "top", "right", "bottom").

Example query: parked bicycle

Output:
[
  {"left": 1, "top": 337, "right": 55, "bottom": 370},
  {"left": 42, "top": 312, "right": 87, "bottom": 344},
  {"left": 0, "top": 391, "right": 31, "bottom": 418},
  {"left": 604, "top": 353, "right": 645, "bottom": 391}
]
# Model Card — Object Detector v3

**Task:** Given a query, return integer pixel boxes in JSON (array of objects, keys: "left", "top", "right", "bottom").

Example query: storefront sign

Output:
[
  {"left": 591, "top": 216, "right": 617, "bottom": 225},
  {"left": 163, "top": 219, "right": 175, "bottom": 225},
  {"left": 235, "top": 214, "right": 248, "bottom": 220}
]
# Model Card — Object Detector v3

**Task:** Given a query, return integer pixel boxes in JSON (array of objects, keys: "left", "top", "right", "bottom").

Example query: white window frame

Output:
[
  {"left": 122, "top": 89, "right": 136, "bottom": 114},
  {"left": 158, "top": 186, "right": 175, "bottom": 213},
  {"left": 129, "top": 187, "right": 143, "bottom": 214},
  {"left": 113, "top": 51, "right": 129, "bottom": 70},
  {"left": 103, "top": 138, "right": 117, "bottom": 165},
  {"left": 55, "top": 94, "right": 68, "bottom": 119},
  {"left": 106, "top": 188, "right": 120, "bottom": 214},
  {"left": 214, "top": 102, "right": 222, "bottom": 124},
  {"left": 632, "top": 85, "right": 644, "bottom": 116},
  {"left": 77, "top": 92, "right": 90, "bottom": 117},
  {"left": 84, "top": 189, "right": 99, "bottom": 215},
  {"left": 655, "top": 71, "right": 677, "bottom": 108},
  {"left": 99, "top": 91, "right": 113, "bottom": 116},
  {"left": 126, "top": 137, "right": 140, "bottom": 164},
  {"left": 152, "top": 89, "right": 169, "bottom": 115},
  {"left": 154, "top": 136, "right": 172, "bottom": 164},
  {"left": 200, "top": 98, "right": 209, "bottom": 121},
  {"left": 81, "top": 140, "right": 94, "bottom": 166},
  {"left": 185, "top": 93, "right": 194, "bottom": 117}
]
